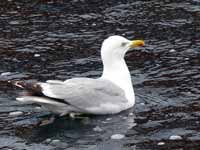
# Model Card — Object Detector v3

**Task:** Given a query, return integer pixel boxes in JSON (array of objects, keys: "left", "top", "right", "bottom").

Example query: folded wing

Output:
[
  {"left": 16, "top": 78, "right": 128, "bottom": 114},
  {"left": 40, "top": 78, "right": 127, "bottom": 114}
]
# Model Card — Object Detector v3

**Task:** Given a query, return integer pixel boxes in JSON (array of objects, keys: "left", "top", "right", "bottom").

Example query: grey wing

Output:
[{"left": 40, "top": 78, "right": 128, "bottom": 114}]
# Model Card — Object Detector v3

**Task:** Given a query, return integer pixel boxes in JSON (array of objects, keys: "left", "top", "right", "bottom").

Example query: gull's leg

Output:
[
  {"left": 69, "top": 112, "right": 76, "bottom": 118},
  {"left": 38, "top": 115, "right": 56, "bottom": 126},
  {"left": 69, "top": 113, "right": 89, "bottom": 120}
]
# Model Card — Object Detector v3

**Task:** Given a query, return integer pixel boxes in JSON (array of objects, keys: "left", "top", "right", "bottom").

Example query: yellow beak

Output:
[{"left": 129, "top": 40, "right": 145, "bottom": 48}]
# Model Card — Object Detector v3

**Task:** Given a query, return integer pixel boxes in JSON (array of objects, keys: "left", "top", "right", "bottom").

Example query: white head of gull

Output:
[{"left": 15, "top": 35, "right": 144, "bottom": 116}]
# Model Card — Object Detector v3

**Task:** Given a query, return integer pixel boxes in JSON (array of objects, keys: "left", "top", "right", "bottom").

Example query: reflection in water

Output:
[{"left": 0, "top": 0, "right": 199, "bottom": 149}]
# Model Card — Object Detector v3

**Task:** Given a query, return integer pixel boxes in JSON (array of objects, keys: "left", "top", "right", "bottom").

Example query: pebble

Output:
[
  {"left": 122, "top": 33, "right": 126, "bottom": 36},
  {"left": 111, "top": 134, "right": 125, "bottom": 140},
  {"left": 93, "top": 126, "right": 103, "bottom": 132},
  {"left": 122, "top": 117, "right": 127, "bottom": 120},
  {"left": 8, "top": 11, "right": 18, "bottom": 14},
  {"left": 129, "top": 112, "right": 134, "bottom": 116},
  {"left": 169, "top": 135, "right": 182, "bottom": 140},
  {"left": 9, "top": 111, "right": 23, "bottom": 117},
  {"left": 106, "top": 118, "right": 112, "bottom": 121},
  {"left": 128, "top": 123, "right": 137, "bottom": 129},
  {"left": 35, "top": 106, "right": 42, "bottom": 112},
  {"left": 50, "top": 139, "right": 68, "bottom": 147},
  {"left": 34, "top": 53, "right": 40, "bottom": 57},
  {"left": 129, "top": 123, "right": 137, "bottom": 128},
  {"left": 1, "top": 72, "right": 11, "bottom": 76},
  {"left": 51, "top": 139, "right": 61, "bottom": 145},
  {"left": 80, "top": 14, "right": 93, "bottom": 19},
  {"left": 45, "top": 138, "right": 52, "bottom": 143},
  {"left": 134, "top": 116, "right": 148, "bottom": 124},
  {"left": 35, "top": 106, "right": 41, "bottom": 110},
  {"left": 169, "top": 49, "right": 176, "bottom": 52},
  {"left": 157, "top": 142, "right": 165, "bottom": 145},
  {"left": 140, "top": 102, "right": 145, "bottom": 105},
  {"left": 9, "top": 21, "right": 20, "bottom": 25}
]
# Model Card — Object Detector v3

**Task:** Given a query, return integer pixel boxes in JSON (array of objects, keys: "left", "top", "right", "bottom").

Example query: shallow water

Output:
[{"left": 0, "top": 0, "right": 200, "bottom": 149}]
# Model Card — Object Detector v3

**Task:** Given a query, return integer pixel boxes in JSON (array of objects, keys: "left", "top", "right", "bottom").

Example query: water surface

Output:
[{"left": 0, "top": 0, "right": 200, "bottom": 149}]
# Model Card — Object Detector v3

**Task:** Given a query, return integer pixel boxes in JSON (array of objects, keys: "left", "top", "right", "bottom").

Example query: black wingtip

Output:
[{"left": 12, "top": 80, "right": 43, "bottom": 96}]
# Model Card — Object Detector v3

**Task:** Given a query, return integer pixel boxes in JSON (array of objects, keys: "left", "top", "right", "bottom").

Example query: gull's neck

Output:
[{"left": 100, "top": 56, "right": 135, "bottom": 106}]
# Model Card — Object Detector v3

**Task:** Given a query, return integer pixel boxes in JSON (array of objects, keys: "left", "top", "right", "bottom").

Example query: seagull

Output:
[{"left": 14, "top": 35, "right": 144, "bottom": 116}]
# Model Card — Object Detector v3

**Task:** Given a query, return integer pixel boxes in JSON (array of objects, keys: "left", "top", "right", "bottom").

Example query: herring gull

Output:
[{"left": 15, "top": 35, "right": 144, "bottom": 116}]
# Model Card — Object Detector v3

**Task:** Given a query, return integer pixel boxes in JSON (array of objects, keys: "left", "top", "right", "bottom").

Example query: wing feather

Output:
[{"left": 40, "top": 78, "right": 128, "bottom": 114}]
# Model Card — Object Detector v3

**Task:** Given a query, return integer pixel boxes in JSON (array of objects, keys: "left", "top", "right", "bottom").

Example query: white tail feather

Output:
[{"left": 16, "top": 96, "right": 66, "bottom": 106}]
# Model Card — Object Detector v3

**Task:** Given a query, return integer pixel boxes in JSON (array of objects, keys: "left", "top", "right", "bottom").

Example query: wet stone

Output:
[
  {"left": 140, "top": 103, "right": 145, "bottom": 105},
  {"left": 129, "top": 112, "right": 134, "bottom": 116},
  {"left": 128, "top": 123, "right": 137, "bottom": 129},
  {"left": 169, "top": 135, "right": 183, "bottom": 140},
  {"left": 16, "top": 48, "right": 33, "bottom": 52},
  {"left": 1, "top": 72, "right": 11, "bottom": 76},
  {"left": 34, "top": 54, "right": 40, "bottom": 57},
  {"left": 44, "top": 138, "right": 52, "bottom": 144},
  {"left": 50, "top": 139, "right": 68, "bottom": 147},
  {"left": 93, "top": 126, "right": 103, "bottom": 132},
  {"left": 106, "top": 118, "right": 112, "bottom": 121},
  {"left": 134, "top": 116, "right": 148, "bottom": 124},
  {"left": 80, "top": 14, "right": 93, "bottom": 19},
  {"left": 157, "top": 142, "right": 165, "bottom": 145},
  {"left": 122, "top": 117, "right": 127, "bottom": 120},
  {"left": 9, "top": 111, "right": 23, "bottom": 117},
  {"left": 187, "top": 133, "right": 200, "bottom": 141},
  {"left": 9, "top": 21, "right": 20, "bottom": 25},
  {"left": 140, "top": 121, "right": 162, "bottom": 129},
  {"left": 35, "top": 106, "right": 41, "bottom": 110},
  {"left": 111, "top": 134, "right": 125, "bottom": 140},
  {"left": 44, "top": 37, "right": 59, "bottom": 42},
  {"left": 169, "top": 49, "right": 176, "bottom": 52},
  {"left": 51, "top": 139, "right": 60, "bottom": 145}
]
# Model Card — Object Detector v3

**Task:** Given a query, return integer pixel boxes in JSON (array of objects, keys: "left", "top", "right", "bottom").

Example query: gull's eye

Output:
[{"left": 121, "top": 42, "right": 128, "bottom": 47}]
